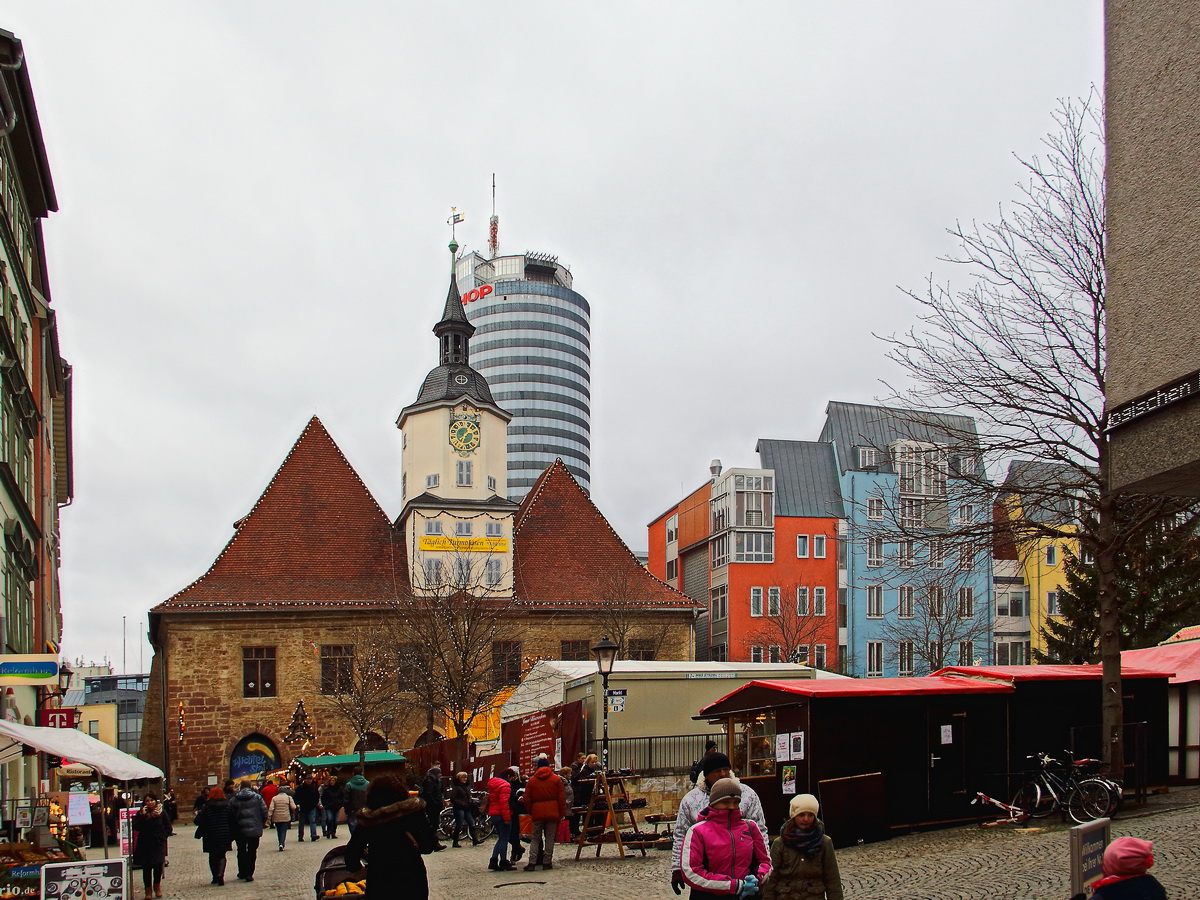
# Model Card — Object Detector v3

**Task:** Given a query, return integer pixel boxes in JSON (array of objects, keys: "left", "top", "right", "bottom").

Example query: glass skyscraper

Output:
[{"left": 455, "top": 250, "right": 591, "bottom": 499}]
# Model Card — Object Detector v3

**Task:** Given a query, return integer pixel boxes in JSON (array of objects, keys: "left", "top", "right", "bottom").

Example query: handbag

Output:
[{"left": 555, "top": 820, "right": 571, "bottom": 843}]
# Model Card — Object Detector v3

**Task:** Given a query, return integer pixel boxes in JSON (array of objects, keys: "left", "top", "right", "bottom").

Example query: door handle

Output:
[{"left": 930, "top": 754, "right": 941, "bottom": 767}]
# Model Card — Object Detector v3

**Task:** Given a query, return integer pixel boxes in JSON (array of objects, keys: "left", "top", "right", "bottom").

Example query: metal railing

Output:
[{"left": 603, "top": 733, "right": 723, "bottom": 776}]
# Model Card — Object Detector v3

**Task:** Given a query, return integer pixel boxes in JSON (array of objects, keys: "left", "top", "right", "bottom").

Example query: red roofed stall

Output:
[
  {"left": 694, "top": 665, "right": 1171, "bottom": 844},
  {"left": 1123, "top": 633, "right": 1200, "bottom": 782}
]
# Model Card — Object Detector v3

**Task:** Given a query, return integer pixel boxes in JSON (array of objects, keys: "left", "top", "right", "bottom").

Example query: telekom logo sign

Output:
[
  {"left": 38, "top": 709, "right": 74, "bottom": 728},
  {"left": 461, "top": 284, "right": 493, "bottom": 305}
]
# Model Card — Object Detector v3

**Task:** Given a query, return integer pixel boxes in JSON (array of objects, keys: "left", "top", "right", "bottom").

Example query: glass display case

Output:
[{"left": 729, "top": 712, "right": 776, "bottom": 777}]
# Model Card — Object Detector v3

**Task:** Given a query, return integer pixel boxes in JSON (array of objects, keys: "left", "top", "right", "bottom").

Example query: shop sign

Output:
[
  {"left": 37, "top": 709, "right": 75, "bottom": 729},
  {"left": 417, "top": 536, "right": 509, "bottom": 553},
  {"left": 0, "top": 655, "right": 60, "bottom": 686},
  {"left": 461, "top": 284, "right": 494, "bottom": 305}
]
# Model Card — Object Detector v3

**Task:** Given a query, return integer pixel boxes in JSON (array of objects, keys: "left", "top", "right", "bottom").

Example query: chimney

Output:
[{"left": 710, "top": 459, "right": 723, "bottom": 478}]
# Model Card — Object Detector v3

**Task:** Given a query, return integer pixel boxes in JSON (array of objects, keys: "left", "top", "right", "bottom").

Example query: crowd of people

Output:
[{"left": 151, "top": 746, "right": 1167, "bottom": 900}]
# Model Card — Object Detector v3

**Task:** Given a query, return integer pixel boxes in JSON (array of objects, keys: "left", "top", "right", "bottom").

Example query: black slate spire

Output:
[{"left": 433, "top": 239, "right": 475, "bottom": 366}]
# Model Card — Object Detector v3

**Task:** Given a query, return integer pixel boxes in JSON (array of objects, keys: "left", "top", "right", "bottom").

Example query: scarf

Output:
[{"left": 780, "top": 818, "right": 825, "bottom": 857}]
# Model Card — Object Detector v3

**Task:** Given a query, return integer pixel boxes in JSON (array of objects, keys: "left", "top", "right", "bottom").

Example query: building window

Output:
[
  {"left": 666, "top": 515, "right": 678, "bottom": 543},
  {"left": 867, "top": 585, "right": 884, "bottom": 618},
  {"left": 734, "top": 474, "right": 774, "bottom": 527},
  {"left": 898, "top": 585, "right": 915, "bottom": 618},
  {"left": 929, "top": 587, "right": 946, "bottom": 619},
  {"left": 242, "top": 647, "right": 276, "bottom": 698},
  {"left": 813, "top": 587, "right": 827, "bottom": 616},
  {"left": 767, "top": 586, "right": 781, "bottom": 616},
  {"left": 900, "top": 498, "right": 924, "bottom": 528},
  {"left": 813, "top": 644, "right": 827, "bottom": 668},
  {"left": 929, "top": 640, "right": 945, "bottom": 669},
  {"left": 561, "top": 640, "right": 589, "bottom": 660},
  {"left": 959, "top": 641, "right": 975, "bottom": 666},
  {"left": 628, "top": 639, "right": 657, "bottom": 661},
  {"left": 751, "top": 646, "right": 764, "bottom": 663},
  {"left": 867, "top": 642, "right": 884, "bottom": 677},
  {"left": 859, "top": 447, "right": 878, "bottom": 468},
  {"left": 320, "top": 645, "right": 354, "bottom": 694},
  {"left": 796, "top": 535, "right": 809, "bottom": 558},
  {"left": 88, "top": 719, "right": 100, "bottom": 739},
  {"left": 928, "top": 538, "right": 946, "bottom": 569},
  {"left": 456, "top": 521, "right": 473, "bottom": 537},
  {"left": 665, "top": 558, "right": 678, "bottom": 581},
  {"left": 709, "top": 642, "right": 728, "bottom": 662},
  {"left": 750, "top": 587, "right": 763, "bottom": 617},
  {"left": 425, "top": 474, "right": 439, "bottom": 489},
  {"left": 486, "top": 521, "right": 503, "bottom": 537},
  {"left": 1047, "top": 591, "right": 1059, "bottom": 616},
  {"left": 1045, "top": 545, "right": 1057, "bottom": 566},
  {"left": 710, "top": 584, "right": 728, "bottom": 620},
  {"left": 793, "top": 645, "right": 809, "bottom": 664},
  {"left": 457, "top": 460, "right": 473, "bottom": 487},
  {"left": 894, "top": 443, "right": 947, "bottom": 496},
  {"left": 711, "top": 535, "right": 730, "bottom": 569},
  {"left": 485, "top": 558, "right": 502, "bottom": 586},
  {"left": 813, "top": 535, "right": 827, "bottom": 558},
  {"left": 958, "top": 542, "right": 974, "bottom": 570},
  {"left": 425, "top": 520, "right": 443, "bottom": 535},
  {"left": 867, "top": 538, "right": 885, "bottom": 567},
  {"left": 959, "top": 504, "right": 976, "bottom": 524},
  {"left": 487, "top": 475, "right": 497, "bottom": 492},
  {"left": 491, "top": 641, "right": 522, "bottom": 686},
  {"left": 898, "top": 641, "right": 915, "bottom": 677},
  {"left": 1081, "top": 547, "right": 1095, "bottom": 566},
  {"left": 958, "top": 586, "right": 975, "bottom": 618},
  {"left": 995, "top": 640, "right": 1026, "bottom": 666},
  {"left": 898, "top": 540, "right": 916, "bottom": 568},
  {"left": 768, "top": 645, "right": 783, "bottom": 663},
  {"left": 867, "top": 498, "right": 885, "bottom": 520},
  {"left": 736, "top": 531, "right": 774, "bottom": 562},
  {"left": 423, "top": 558, "right": 443, "bottom": 585},
  {"left": 796, "top": 586, "right": 809, "bottom": 616}
]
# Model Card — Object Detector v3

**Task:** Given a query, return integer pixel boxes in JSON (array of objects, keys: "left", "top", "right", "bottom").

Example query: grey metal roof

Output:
[
  {"left": 1002, "top": 459, "right": 1092, "bottom": 524},
  {"left": 756, "top": 439, "right": 845, "bottom": 519},
  {"left": 411, "top": 362, "right": 498, "bottom": 407},
  {"left": 819, "top": 401, "right": 980, "bottom": 474}
]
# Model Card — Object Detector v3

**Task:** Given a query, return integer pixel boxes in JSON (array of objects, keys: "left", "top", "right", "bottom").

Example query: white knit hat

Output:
[{"left": 789, "top": 793, "right": 819, "bottom": 817}]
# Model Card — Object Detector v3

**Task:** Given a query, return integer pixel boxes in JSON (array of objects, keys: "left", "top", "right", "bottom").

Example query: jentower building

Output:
[{"left": 455, "top": 250, "right": 591, "bottom": 500}]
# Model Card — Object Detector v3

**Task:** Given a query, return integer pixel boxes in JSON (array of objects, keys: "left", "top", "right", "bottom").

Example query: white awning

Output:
[{"left": 0, "top": 719, "right": 163, "bottom": 781}]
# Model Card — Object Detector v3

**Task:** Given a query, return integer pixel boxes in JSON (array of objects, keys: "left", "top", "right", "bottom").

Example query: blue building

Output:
[{"left": 819, "top": 402, "right": 994, "bottom": 678}]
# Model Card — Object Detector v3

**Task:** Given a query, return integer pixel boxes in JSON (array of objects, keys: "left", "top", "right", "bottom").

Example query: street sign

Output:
[{"left": 1069, "top": 817, "right": 1110, "bottom": 895}]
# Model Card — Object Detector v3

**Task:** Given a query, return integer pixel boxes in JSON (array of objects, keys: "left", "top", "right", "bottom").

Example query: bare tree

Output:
[
  {"left": 877, "top": 563, "right": 994, "bottom": 675},
  {"left": 388, "top": 547, "right": 524, "bottom": 741},
  {"left": 744, "top": 581, "right": 834, "bottom": 667},
  {"left": 316, "top": 625, "right": 409, "bottom": 766},
  {"left": 594, "top": 567, "right": 675, "bottom": 660},
  {"left": 881, "top": 93, "right": 1168, "bottom": 775}
]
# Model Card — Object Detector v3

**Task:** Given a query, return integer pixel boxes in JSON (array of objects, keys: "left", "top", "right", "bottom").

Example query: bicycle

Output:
[
  {"left": 970, "top": 791, "right": 1030, "bottom": 826},
  {"left": 1011, "top": 751, "right": 1120, "bottom": 825},
  {"left": 437, "top": 790, "right": 493, "bottom": 842}
]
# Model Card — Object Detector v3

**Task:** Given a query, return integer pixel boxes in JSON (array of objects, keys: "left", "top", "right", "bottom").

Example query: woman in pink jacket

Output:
[
  {"left": 680, "top": 778, "right": 771, "bottom": 899},
  {"left": 485, "top": 770, "right": 515, "bottom": 871}
]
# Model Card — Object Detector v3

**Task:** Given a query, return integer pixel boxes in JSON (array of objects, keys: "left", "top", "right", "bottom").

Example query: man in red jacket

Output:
[{"left": 522, "top": 760, "right": 567, "bottom": 871}]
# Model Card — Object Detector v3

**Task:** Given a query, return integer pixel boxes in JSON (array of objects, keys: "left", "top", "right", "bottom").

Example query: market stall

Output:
[{"left": 0, "top": 719, "right": 162, "bottom": 896}]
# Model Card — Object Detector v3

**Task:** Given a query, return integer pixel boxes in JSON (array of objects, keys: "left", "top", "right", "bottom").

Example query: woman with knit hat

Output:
[
  {"left": 679, "top": 778, "right": 771, "bottom": 899},
  {"left": 761, "top": 794, "right": 843, "bottom": 900},
  {"left": 1088, "top": 837, "right": 1166, "bottom": 899}
]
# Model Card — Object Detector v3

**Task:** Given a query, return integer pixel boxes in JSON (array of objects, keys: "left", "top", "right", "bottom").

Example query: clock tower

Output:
[{"left": 397, "top": 241, "right": 518, "bottom": 595}]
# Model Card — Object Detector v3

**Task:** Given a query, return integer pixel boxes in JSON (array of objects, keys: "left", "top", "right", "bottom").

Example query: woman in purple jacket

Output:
[{"left": 680, "top": 779, "right": 771, "bottom": 899}]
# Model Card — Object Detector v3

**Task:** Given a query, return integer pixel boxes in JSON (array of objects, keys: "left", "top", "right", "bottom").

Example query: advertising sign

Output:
[
  {"left": 0, "top": 655, "right": 60, "bottom": 686},
  {"left": 38, "top": 709, "right": 76, "bottom": 729},
  {"left": 42, "top": 858, "right": 127, "bottom": 900},
  {"left": 417, "top": 536, "right": 508, "bottom": 553},
  {"left": 1069, "top": 817, "right": 1110, "bottom": 895}
]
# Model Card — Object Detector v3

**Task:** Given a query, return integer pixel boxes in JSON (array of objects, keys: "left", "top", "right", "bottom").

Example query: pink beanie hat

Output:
[{"left": 1101, "top": 837, "right": 1154, "bottom": 877}]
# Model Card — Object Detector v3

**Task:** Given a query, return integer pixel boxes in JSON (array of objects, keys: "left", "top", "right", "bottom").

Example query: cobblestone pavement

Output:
[{"left": 100, "top": 787, "right": 1198, "bottom": 899}]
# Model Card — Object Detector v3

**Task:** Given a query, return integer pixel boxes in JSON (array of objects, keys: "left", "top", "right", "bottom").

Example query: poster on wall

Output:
[
  {"left": 67, "top": 793, "right": 91, "bottom": 827},
  {"left": 790, "top": 732, "right": 805, "bottom": 760},
  {"left": 775, "top": 734, "right": 791, "bottom": 762},
  {"left": 781, "top": 765, "right": 797, "bottom": 794},
  {"left": 229, "top": 734, "right": 282, "bottom": 781}
]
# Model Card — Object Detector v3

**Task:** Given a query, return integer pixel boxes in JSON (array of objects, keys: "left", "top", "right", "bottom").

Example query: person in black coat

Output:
[
  {"left": 295, "top": 775, "right": 321, "bottom": 842},
  {"left": 506, "top": 768, "right": 526, "bottom": 862},
  {"left": 321, "top": 776, "right": 346, "bottom": 839},
  {"left": 418, "top": 767, "right": 446, "bottom": 850},
  {"left": 194, "top": 786, "right": 237, "bottom": 886},
  {"left": 344, "top": 774, "right": 439, "bottom": 900},
  {"left": 132, "top": 797, "right": 170, "bottom": 899}
]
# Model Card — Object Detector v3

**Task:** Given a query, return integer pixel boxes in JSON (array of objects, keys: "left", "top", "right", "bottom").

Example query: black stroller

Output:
[{"left": 313, "top": 844, "right": 366, "bottom": 898}]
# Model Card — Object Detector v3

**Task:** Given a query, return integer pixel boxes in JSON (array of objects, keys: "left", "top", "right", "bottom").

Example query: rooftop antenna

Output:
[{"left": 488, "top": 174, "right": 499, "bottom": 259}]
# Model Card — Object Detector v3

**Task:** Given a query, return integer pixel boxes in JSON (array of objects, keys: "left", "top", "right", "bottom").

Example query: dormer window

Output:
[{"left": 858, "top": 447, "right": 878, "bottom": 469}]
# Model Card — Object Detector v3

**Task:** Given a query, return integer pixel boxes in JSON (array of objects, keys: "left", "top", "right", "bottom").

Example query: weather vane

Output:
[{"left": 447, "top": 206, "right": 465, "bottom": 244}]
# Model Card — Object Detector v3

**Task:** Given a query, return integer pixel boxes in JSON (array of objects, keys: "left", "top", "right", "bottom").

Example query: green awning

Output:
[{"left": 295, "top": 751, "right": 407, "bottom": 768}]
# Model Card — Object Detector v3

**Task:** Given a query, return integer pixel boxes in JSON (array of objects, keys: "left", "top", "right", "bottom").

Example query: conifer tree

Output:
[{"left": 283, "top": 698, "right": 315, "bottom": 745}]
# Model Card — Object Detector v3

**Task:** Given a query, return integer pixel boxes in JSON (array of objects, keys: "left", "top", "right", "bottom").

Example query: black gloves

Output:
[{"left": 671, "top": 869, "right": 685, "bottom": 895}]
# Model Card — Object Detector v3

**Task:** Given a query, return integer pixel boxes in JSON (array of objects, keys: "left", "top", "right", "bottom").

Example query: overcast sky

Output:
[{"left": 4, "top": 2, "right": 1103, "bottom": 674}]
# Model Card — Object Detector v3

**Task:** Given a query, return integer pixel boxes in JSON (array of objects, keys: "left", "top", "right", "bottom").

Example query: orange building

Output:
[{"left": 649, "top": 442, "right": 844, "bottom": 669}]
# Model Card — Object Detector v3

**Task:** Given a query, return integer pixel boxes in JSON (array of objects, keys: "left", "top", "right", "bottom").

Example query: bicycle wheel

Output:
[
  {"left": 437, "top": 807, "right": 456, "bottom": 838},
  {"left": 1081, "top": 777, "right": 1121, "bottom": 818},
  {"left": 1012, "top": 781, "right": 1055, "bottom": 818},
  {"left": 1067, "top": 780, "right": 1112, "bottom": 824},
  {"left": 472, "top": 818, "right": 494, "bottom": 842}
]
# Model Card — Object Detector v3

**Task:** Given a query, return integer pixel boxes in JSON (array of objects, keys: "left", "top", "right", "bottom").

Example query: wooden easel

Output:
[{"left": 573, "top": 771, "right": 650, "bottom": 859}]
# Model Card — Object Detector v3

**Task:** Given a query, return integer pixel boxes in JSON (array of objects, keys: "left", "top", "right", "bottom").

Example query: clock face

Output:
[{"left": 449, "top": 420, "right": 481, "bottom": 452}]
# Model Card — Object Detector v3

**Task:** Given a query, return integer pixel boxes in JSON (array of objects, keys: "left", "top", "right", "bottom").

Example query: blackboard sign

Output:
[{"left": 42, "top": 858, "right": 126, "bottom": 900}]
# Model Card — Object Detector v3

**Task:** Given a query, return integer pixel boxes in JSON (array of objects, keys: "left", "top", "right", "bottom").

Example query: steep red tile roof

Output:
[
  {"left": 152, "top": 417, "right": 407, "bottom": 612},
  {"left": 513, "top": 459, "right": 699, "bottom": 611}
]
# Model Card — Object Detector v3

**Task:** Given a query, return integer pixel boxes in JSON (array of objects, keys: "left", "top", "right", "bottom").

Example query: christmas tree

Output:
[{"left": 283, "top": 699, "right": 315, "bottom": 744}]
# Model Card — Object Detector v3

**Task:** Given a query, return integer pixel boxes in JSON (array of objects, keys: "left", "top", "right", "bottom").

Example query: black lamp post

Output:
[
  {"left": 591, "top": 637, "right": 619, "bottom": 770},
  {"left": 381, "top": 714, "right": 394, "bottom": 748}
]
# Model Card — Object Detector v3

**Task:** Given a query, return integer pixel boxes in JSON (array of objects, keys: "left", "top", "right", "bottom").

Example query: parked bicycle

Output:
[
  {"left": 436, "top": 789, "right": 493, "bottom": 842},
  {"left": 1011, "top": 751, "right": 1121, "bottom": 824},
  {"left": 971, "top": 791, "right": 1030, "bottom": 826}
]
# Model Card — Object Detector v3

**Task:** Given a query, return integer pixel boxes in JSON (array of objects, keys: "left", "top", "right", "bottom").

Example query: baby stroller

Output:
[{"left": 313, "top": 844, "right": 365, "bottom": 898}]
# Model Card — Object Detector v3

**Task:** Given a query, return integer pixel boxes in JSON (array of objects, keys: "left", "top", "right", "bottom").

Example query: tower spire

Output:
[{"left": 434, "top": 233, "right": 474, "bottom": 367}]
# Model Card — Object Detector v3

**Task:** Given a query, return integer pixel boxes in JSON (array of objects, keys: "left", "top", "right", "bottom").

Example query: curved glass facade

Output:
[{"left": 457, "top": 252, "right": 591, "bottom": 499}]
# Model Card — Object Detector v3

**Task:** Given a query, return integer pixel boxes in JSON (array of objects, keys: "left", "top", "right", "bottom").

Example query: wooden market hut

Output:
[{"left": 694, "top": 664, "right": 1171, "bottom": 845}]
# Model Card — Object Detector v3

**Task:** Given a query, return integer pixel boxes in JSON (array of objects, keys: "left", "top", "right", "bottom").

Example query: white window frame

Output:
[
  {"left": 867, "top": 642, "right": 884, "bottom": 678},
  {"left": 750, "top": 587, "right": 763, "bottom": 617},
  {"left": 929, "top": 586, "right": 946, "bottom": 619},
  {"left": 867, "top": 498, "right": 885, "bottom": 520},
  {"left": 899, "top": 540, "right": 916, "bottom": 568},
  {"left": 423, "top": 558, "right": 443, "bottom": 585},
  {"left": 751, "top": 646, "right": 764, "bottom": 663},
  {"left": 711, "top": 584, "right": 729, "bottom": 620},
  {"left": 456, "top": 459, "right": 473, "bottom": 487},
  {"left": 859, "top": 447, "right": 878, "bottom": 468},
  {"left": 487, "top": 475, "right": 497, "bottom": 492},
  {"left": 813, "top": 534, "right": 827, "bottom": 558},
  {"left": 486, "top": 521, "right": 503, "bottom": 537},
  {"left": 425, "top": 474, "right": 439, "bottom": 489},
  {"left": 796, "top": 586, "right": 809, "bottom": 616},
  {"left": 866, "top": 584, "right": 884, "bottom": 618},
  {"left": 485, "top": 558, "right": 502, "bottom": 586},
  {"left": 958, "top": 586, "right": 975, "bottom": 618},
  {"left": 425, "top": 520, "right": 443, "bottom": 536},
  {"left": 666, "top": 515, "right": 678, "bottom": 544},
  {"left": 796, "top": 535, "right": 809, "bottom": 558},
  {"left": 898, "top": 641, "right": 915, "bottom": 677},
  {"left": 898, "top": 585, "right": 915, "bottom": 619},
  {"left": 867, "top": 537, "right": 885, "bottom": 567},
  {"left": 958, "top": 640, "right": 975, "bottom": 666},
  {"left": 1045, "top": 545, "right": 1057, "bottom": 566},
  {"left": 813, "top": 587, "right": 827, "bottom": 616},
  {"left": 769, "top": 646, "right": 783, "bottom": 664},
  {"left": 794, "top": 644, "right": 810, "bottom": 664},
  {"left": 813, "top": 644, "right": 826, "bottom": 668},
  {"left": 767, "top": 586, "right": 781, "bottom": 616},
  {"left": 456, "top": 521, "right": 473, "bottom": 537},
  {"left": 928, "top": 538, "right": 946, "bottom": 569},
  {"left": 1046, "top": 591, "right": 1060, "bottom": 616}
]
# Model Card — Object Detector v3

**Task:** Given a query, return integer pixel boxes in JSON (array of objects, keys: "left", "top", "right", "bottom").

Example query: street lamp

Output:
[
  {"left": 591, "top": 638, "right": 619, "bottom": 770},
  {"left": 381, "top": 714, "right": 394, "bottom": 747}
]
